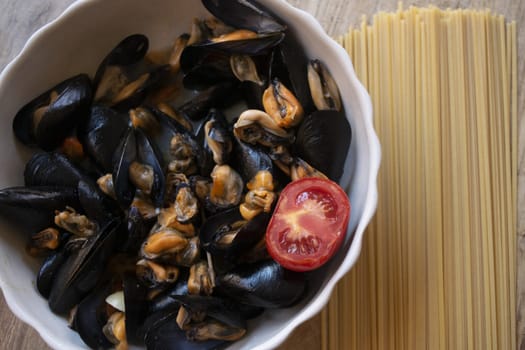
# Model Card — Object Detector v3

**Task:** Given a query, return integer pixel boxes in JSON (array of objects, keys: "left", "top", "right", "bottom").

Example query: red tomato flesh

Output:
[{"left": 266, "top": 178, "right": 351, "bottom": 272}]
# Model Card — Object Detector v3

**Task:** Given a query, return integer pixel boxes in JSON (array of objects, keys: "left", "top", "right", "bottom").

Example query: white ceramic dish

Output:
[{"left": 0, "top": 0, "right": 380, "bottom": 349}]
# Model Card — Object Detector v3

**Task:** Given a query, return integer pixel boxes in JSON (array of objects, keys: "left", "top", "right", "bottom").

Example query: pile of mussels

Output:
[{"left": 0, "top": 0, "right": 351, "bottom": 349}]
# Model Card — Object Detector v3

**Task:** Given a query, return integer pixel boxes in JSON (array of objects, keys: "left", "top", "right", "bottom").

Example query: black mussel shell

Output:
[
  {"left": 178, "top": 82, "right": 237, "bottom": 122},
  {"left": 143, "top": 308, "right": 226, "bottom": 350},
  {"left": 24, "top": 151, "right": 90, "bottom": 188},
  {"left": 180, "top": 32, "right": 284, "bottom": 74},
  {"left": 172, "top": 295, "right": 246, "bottom": 329},
  {"left": 112, "top": 64, "right": 171, "bottom": 112},
  {"left": 294, "top": 110, "right": 352, "bottom": 183},
  {"left": 93, "top": 34, "right": 149, "bottom": 88},
  {"left": 139, "top": 106, "right": 199, "bottom": 168},
  {"left": 200, "top": 207, "right": 269, "bottom": 260},
  {"left": 201, "top": 0, "right": 286, "bottom": 34},
  {"left": 37, "top": 247, "right": 69, "bottom": 299},
  {"left": 148, "top": 272, "right": 189, "bottom": 315},
  {"left": 135, "top": 128, "right": 165, "bottom": 207},
  {"left": 195, "top": 109, "right": 232, "bottom": 174},
  {"left": 123, "top": 272, "right": 149, "bottom": 345},
  {"left": 48, "top": 218, "right": 121, "bottom": 314},
  {"left": 182, "top": 52, "right": 235, "bottom": 90},
  {"left": 120, "top": 206, "right": 152, "bottom": 255},
  {"left": 13, "top": 74, "right": 93, "bottom": 150},
  {"left": 231, "top": 138, "right": 273, "bottom": 183},
  {"left": 0, "top": 186, "right": 79, "bottom": 234},
  {"left": 112, "top": 127, "right": 137, "bottom": 208},
  {"left": 215, "top": 259, "right": 306, "bottom": 308},
  {"left": 237, "top": 303, "right": 265, "bottom": 320},
  {"left": 73, "top": 282, "right": 113, "bottom": 349},
  {"left": 78, "top": 105, "right": 130, "bottom": 173},
  {"left": 78, "top": 180, "right": 119, "bottom": 226},
  {"left": 239, "top": 80, "right": 265, "bottom": 110},
  {"left": 277, "top": 31, "right": 314, "bottom": 114}
]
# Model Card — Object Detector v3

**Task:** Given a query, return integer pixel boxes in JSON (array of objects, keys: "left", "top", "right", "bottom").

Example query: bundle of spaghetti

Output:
[{"left": 323, "top": 5, "right": 517, "bottom": 349}]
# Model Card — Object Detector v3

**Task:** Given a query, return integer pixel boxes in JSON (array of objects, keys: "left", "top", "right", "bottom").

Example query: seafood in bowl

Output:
[{"left": 0, "top": 0, "right": 379, "bottom": 349}]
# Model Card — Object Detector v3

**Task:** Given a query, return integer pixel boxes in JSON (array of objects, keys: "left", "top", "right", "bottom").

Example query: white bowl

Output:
[{"left": 0, "top": 0, "right": 380, "bottom": 349}]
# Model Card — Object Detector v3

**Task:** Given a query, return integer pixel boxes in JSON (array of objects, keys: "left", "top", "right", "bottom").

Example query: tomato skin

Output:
[{"left": 265, "top": 178, "right": 350, "bottom": 272}]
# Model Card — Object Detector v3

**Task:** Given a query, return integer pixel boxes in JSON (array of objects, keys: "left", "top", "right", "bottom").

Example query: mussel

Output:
[
  {"left": 13, "top": 74, "right": 93, "bottom": 150},
  {"left": 215, "top": 259, "right": 306, "bottom": 308},
  {"left": 48, "top": 218, "right": 121, "bottom": 314}
]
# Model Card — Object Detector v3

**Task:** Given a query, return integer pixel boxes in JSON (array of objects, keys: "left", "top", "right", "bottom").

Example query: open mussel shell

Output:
[
  {"left": 135, "top": 128, "right": 166, "bottom": 207},
  {"left": 24, "top": 151, "right": 90, "bottom": 188},
  {"left": 120, "top": 206, "right": 152, "bottom": 255},
  {"left": 215, "top": 259, "right": 306, "bottom": 308},
  {"left": 131, "top": 106, "right": 193, "bottom": 168},
  {"left": 48, "top": 218, "right": 121, "bottom": 314},
  {"left": 78, "top": 105, "right": 130, "bottom": 173},
  {"left": 293, "top": 109, "right": 352, "bottom": 183},
  {"left": 148, "top": 271, "right": 189, "bottom": 315},
  {"left": 78, "top": 180, "right": 120, "bottom": 226},
  {"left": 73, "top": 282, "right": 113, "bottom": 349},
  {"left": 201, "top": 0, "right": 286, "bottom": 34},
  {"left": 200, "top": 207, "right": 270, "bottom": 260},
  {"left": 0, "top": 186, "right": 80, "bottom": 235},
  {"left": 182, "top": 52, "right": 236, "bottom": 91},
  {"left": 195, "top": 109, "right": 232, "bottom": 172},
  {"left": 172, "top": 295, "right": 246, "bottom": 330},
  {"left": 180, "top": 32, "right": 284, "bottom": 74},
  {"left": 143, "top": 307, "right": 226, "bottom": 350},
  {"left": 231, "top": 138, "right": 273, "bottom": 183},
  {"left": 13, "top": 74, "right": 93, "bottom": 150},
  {"left": 123, "top": 272, "right": 149, "bottom": 345},
  {"left": 93, "top": 34, "right": 149, "bottom": 89},
  {"left": 36, "top": 247, "right": 69, "bottom": 299},
  {"left": 274, "top": 32, "right": 315, "bottom": 114},
  {"left": 112, "top": 127, "right": 137, "bottom": 207},
  {"left": 111, "top": 64, "right": 172, "bottom": 112},
  {"left": 178, "top": 82, "right": 237, "bottom": 122}
]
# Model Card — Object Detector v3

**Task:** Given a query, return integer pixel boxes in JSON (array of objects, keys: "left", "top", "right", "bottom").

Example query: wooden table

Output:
[{"left": 0, "top": 0, "right": 523, "bottom": 349}]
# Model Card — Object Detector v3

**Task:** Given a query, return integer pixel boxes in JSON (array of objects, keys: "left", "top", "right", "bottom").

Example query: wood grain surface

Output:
[{"left": 0, "top": 0, "right": 523, "bottom": 349}]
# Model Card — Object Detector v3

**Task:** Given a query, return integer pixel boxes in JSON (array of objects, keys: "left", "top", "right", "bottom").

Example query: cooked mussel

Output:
[
  {"left": 141, "top": 228, "right": 189, "bottom": 261},
  {"left": 263, "top": 78, "right": 303, "bottom": 128},
  {"left": 173, "top": 295, "right": 246, "bottom": 341},
  {"left": 13, "top": 74, "right": 93, "bottom": 150},
  {"left": 78, "top": 105, "right": 130, "bottom": 173},
  {"left": 307, "top": 59, "right": 342, "bottom": 111},
  {"left": 93, "top": 34, "right": 149, "bottom": 103},
  {"left": 25, "top": 227, "right": 61, "bottom": 257},
  {"left": 48, "top": 218, "right": 121, "bottom": 314},
  {"left": 239, "top": 170, "right": 276, "bottom": 220},
  {"left": 206, "top": 165, "right": 243, "bottom": 212},
  {"left": 73, "top": 282, "right": 113, "bottom": 349},
  {"left": 136, "top": 259, "right": 180, "bottom": 288},
  {"left": 215, "top": 259, "right": 306, "bottom": 308},
  {"left": 231, "top": 138, "right": 274, "bottom": 183},
  {"left": 143, "top": 307, "right": 226, "bottom": 350},
  {"left": 0, "top": 186, "right": 80, "bottom": 234},
  {"left": 24, "top": 151, "right": 90, "bottom": 188},
  {"left": 200, "top": 109, "right": 232, "bottom": 166},
  {"left": 201, "top": 0, "right": 286, "bottom": 34},
  {"left": 294, "top": 109, "right": 352, "bottom": 182},
  {"left": 233, "top": 109, "right": 294, "bottom": 147},
  {"left": 36, "top": 246, "right": 69, "bottom": 298},
  {"left": 188, "top": 260, "right": 215, "bottom": 296},
  {"left": 200, "top": 207, "right": 269, "bottom": 260},
  {"left": 112, "top": 128, "right": 137, "bottom": 207}
]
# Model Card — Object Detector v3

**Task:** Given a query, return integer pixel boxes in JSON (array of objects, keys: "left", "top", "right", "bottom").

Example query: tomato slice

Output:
[{"left": 266, "top": 178, "right": 350, "bottom": 272}]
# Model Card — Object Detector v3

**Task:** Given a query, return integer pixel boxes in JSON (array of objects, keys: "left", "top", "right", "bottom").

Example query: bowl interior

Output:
[{"left": 0, "top": 0, "right": 377, "bottom": 349}]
